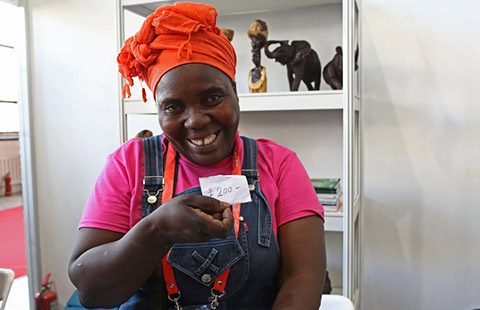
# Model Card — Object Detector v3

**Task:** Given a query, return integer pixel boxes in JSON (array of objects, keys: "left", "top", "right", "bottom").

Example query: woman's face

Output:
[{"left": 156, "top": 64, "right": 240, "bottom": 166}]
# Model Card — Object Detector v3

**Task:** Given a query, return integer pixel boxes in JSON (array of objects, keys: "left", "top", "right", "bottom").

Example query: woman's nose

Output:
[{"left": 184, "top": 108, "right": 210, "bottom": 129}]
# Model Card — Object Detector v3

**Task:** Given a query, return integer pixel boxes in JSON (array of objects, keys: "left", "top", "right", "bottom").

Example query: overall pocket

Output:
[{"left": 166, "top": 228, "right": 248, "bottom": 303}]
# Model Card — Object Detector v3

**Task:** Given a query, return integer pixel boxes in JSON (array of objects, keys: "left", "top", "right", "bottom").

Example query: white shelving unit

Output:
[{"left": 116, "top": 0, "right": 361, "bottom": 307}]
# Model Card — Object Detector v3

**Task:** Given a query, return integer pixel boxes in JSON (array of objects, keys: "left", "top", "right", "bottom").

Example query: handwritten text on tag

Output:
[{"left": 199, "top": 175, "right": 252, "bottom": 205}]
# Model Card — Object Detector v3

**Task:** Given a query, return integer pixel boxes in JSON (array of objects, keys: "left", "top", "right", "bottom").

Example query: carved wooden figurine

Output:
[
  {"left": 248, "top": 20, "right": 268, "bottom": 93},
  {"left": 323, "top": 46, "right": 359, "bottom": 90},
  {"left": 264, "top": 40, "right": 321, "bottom": 91},
  {"left": 323, "top": 46, "right": 343, "bottom": 90}
]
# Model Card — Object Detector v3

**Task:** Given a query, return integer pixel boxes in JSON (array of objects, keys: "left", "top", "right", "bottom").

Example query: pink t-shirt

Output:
[{"left": 79, "top": 134, "right": 324, "bottom": 235}]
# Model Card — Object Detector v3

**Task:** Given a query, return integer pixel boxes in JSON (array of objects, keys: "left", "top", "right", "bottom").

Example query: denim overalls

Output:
[{"left": 120, "top": 135, "right": 280, "bottom": 309}]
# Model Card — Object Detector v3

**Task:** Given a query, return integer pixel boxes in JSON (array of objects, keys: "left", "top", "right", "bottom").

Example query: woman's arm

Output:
[
  {"left": 273, "top": 215, "right": 326, "bottom": 310},
  {"left": 68, "top": 195, "right": 233, "bottom": 308},
  {"left": 68, "top": 225, "right": 167, "bottom": 308}
]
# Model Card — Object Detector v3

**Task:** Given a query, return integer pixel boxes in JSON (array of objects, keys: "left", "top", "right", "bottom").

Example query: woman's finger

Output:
[{"left": 184, "top": 195, "right": 230, "bottom": 214}]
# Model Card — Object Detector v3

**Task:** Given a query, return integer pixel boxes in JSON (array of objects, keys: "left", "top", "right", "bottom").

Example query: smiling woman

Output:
[
  {"left": 156, "top": 64, "right": 240, "bottom": 166},
  {"left": 68, "top": 2, "right": 326, "bottom": 310}
]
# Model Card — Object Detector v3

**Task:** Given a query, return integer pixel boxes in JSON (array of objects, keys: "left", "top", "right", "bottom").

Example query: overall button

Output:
[{"left": 201, "top": 274, "right": 212, "bottom": 283}]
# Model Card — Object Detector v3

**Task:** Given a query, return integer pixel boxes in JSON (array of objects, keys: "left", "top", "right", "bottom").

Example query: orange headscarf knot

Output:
[
  {"left": 117, "top": 2, "right": 236, "bottom": 102},
  {"left": 177, "top": 32, "right": 193, "bottom": 60}
]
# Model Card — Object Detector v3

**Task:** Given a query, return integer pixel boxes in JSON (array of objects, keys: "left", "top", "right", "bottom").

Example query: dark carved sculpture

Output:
[
  {"left": 323, "top": 45, "right": 359, "bottom": 90},
  {"left": 323, "top": 270, "right": 332, "bottom": 294},
  {"left": 264, "top": 40, "right": 321, "bottom": 91},
  {"left": 355, "top": 45, "right": 359, "bottom": 71},
  {"left": 323, "top": 46, "right": 343, "bottom": 90}
]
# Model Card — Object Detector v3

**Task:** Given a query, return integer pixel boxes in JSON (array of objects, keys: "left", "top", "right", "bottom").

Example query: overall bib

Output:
[{"left": 120, "top": 135, "right": 280, "bottom": 310}]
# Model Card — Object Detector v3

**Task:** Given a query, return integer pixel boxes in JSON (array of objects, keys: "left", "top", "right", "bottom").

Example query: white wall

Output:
[
  {"left": 361, "top": 0, "right": 480, "bottom": 309},
  {"left": 27, "top": 0, "right": 119, "bottom": 306}
]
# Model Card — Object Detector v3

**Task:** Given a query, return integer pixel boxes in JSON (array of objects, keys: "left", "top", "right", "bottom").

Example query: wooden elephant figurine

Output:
[
  {"left": 323, "top": 46, "right": 343, "bottom": 90},
  {"left": 264, "top": 40, "right": 321, "bottom": 91}
]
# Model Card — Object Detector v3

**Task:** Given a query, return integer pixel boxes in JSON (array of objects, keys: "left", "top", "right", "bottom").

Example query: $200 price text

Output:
[{"left": 199, "top": 175, "right": 252, "bottom": 205}]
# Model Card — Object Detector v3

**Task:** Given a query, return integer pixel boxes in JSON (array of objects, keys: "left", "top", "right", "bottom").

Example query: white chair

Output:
[
  {"left": 0, "top": 268, "right": 15, "bottom": 310},
  {"left": 320, "top": 294, "right": 355, "bottom": 310}
]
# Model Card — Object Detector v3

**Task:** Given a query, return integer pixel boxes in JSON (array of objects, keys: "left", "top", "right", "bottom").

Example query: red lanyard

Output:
[{"left": 161, "top": 142, "right": 242, "bottom": 305}]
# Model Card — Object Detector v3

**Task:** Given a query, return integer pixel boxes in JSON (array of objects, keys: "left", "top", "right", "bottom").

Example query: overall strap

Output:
[
  {"left": 140, "top": 134, "right": 169, "bottom": 310},
  {"left": 240, "top": 136, "right": 272, "bottom": 247},
  {"left": 142, "top": 134, "right": 165, "bottom": 218},
  {"left": 240, "top": 136, "right": 259, "bottom": 179}
]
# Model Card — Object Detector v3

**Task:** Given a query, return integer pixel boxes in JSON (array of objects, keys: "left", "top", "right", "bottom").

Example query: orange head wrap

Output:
[{"left": 117, "top": 2, "right": 237, "bottom": 102}]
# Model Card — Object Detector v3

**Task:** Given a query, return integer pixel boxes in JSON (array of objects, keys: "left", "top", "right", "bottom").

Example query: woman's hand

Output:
[
  {"left": 68, "top": 195, "right": 233, "bottom": 308},
  {"left": 149, "top": 194, "right": 234, "bottom": 245}
]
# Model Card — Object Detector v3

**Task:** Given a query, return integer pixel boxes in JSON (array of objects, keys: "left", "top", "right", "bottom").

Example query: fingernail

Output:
[{"left": 221, "top": 201, "right": 231, "bottom": 207}]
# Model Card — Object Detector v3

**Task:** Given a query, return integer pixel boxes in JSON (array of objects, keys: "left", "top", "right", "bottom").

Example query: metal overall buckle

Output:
[
  {"left": 210, "top": 289, "right": 225, "bottom": 309},
  {"left": 241, "top": 169, "right": 260, "bottom": 191},
  {"left": 167, "top": 292, "right": 182, "bottom": 310},
  {"left": 142, "top": 176, "right": 164, "bottom": 204}
]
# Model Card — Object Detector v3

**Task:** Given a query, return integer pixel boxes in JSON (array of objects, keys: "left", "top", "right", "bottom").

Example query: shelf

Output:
[
  {"left": 325, "top": 212, "right": 343, "bottom": 232},
  {"left": 239, "top": 90, "right": 342, "bottom": 112},
  {"left": 124, "top": 90, "right": 343, "bottom": 114}
]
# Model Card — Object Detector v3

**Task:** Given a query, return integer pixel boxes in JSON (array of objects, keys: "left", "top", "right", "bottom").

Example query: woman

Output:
[{"left": 68, "top": 3, "right": 326, "bottom": 309}]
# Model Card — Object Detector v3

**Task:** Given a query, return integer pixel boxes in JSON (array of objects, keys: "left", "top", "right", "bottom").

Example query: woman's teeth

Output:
[{"left": 190, "top": 133, "right": 217, "bottom": 146}]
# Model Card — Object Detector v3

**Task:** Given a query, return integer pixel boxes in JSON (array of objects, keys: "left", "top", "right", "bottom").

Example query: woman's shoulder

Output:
[
  {"left": 244, "top": 137, "right": 299, "bottom": 174},
  {"left": 107, "top": 138, "right": 144, "bottom": 170},
  {"left": 254, "top": 138, "right": 297, "bottom": 159},
  {"left": 109, "top": 137, "right": 144, "bottom": 162}
]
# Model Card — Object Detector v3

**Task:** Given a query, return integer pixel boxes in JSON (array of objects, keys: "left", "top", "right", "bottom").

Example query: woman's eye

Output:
[
  {"left": 206, "top": 94, "right": 223, "bottom": 105},
  {"left": 163, "top": 104, "right": 180, "bottom": 113}
]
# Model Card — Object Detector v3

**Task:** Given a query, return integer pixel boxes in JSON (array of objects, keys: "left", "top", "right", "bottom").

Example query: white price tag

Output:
[{"left": 199, "top": 175, "right": 252, "bottom": 205}]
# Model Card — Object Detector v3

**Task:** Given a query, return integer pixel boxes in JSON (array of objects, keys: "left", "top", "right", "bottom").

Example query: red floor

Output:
[{"left": 0, "top": 206, "right": 27, "bottom": 278}]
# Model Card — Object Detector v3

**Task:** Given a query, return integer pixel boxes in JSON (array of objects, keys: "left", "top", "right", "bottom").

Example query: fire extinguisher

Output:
[
  {"left": 3, "top": 173, "right": 12, "bottom": 197},
  {"left": 35, "top": 273, "right": 58, "bottom": 310}
]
